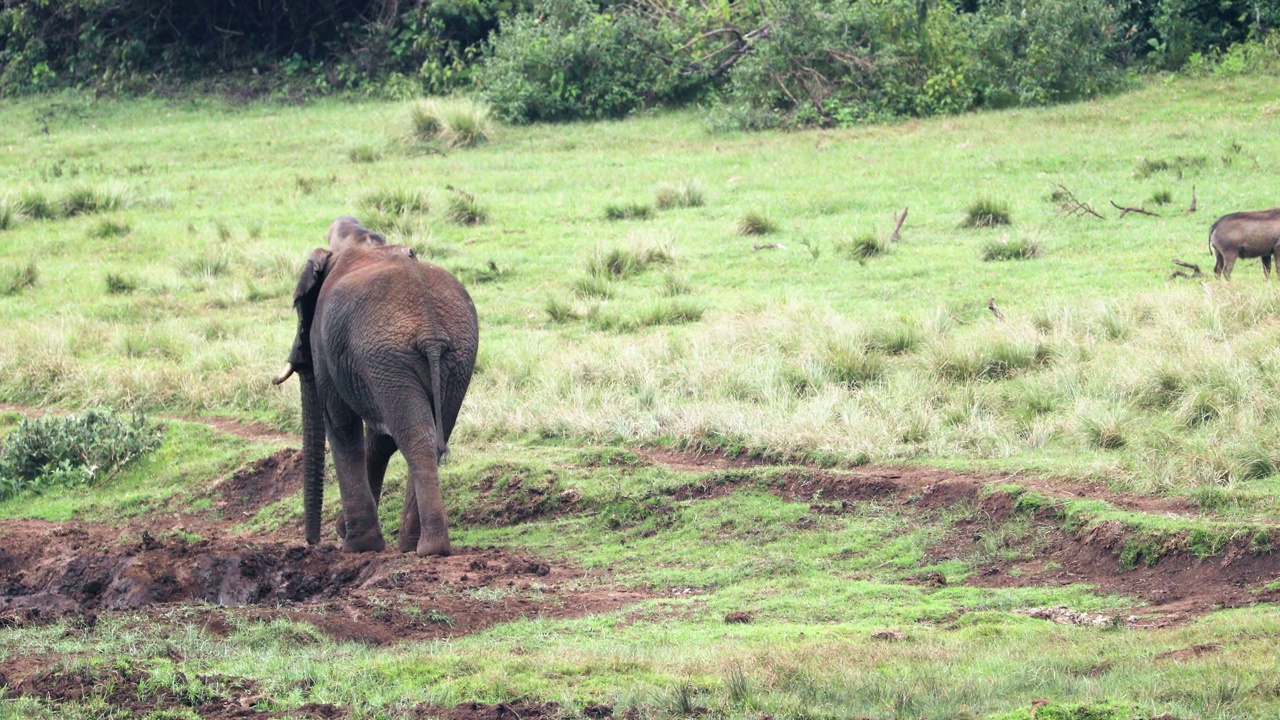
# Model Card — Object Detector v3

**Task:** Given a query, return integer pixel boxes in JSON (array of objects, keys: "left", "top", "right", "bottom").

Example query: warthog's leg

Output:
[
  {"left": 1266, "top": 253, "right": 1275, "bottom": 281},
  {"left": 1213, "top": 248, "right": 1226, "bottom": 278},
  {"left": 1221, "top": 252, "right": 1238, "bottom": 280}
]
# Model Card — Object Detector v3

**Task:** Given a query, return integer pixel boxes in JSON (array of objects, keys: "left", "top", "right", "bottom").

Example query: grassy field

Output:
[{"left": 2, "top": 74, "right": 1280, "bottom": 719}]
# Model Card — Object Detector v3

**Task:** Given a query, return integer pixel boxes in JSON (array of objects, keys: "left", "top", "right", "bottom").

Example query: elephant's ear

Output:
[{"left": 287, "top": 248, "right": 332, "bottom": 373}]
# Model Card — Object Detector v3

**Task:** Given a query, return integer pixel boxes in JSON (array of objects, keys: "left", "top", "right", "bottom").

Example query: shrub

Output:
[
  {"left": 477, "top": 0, "right": 691, "bottom": 123},
  {"left": 0, "top": 410, "right": 163, "bottom": 500},
  {"left": 655, "top": 181, "right": 705, "bottom": 210},
  {"left": 604, "top": 203, "right": 655, "bottom": 221},
  {"left": 0, "top": 261, "right": 39, "bottom": 296},
  {"left": 412, "top": 97, "right": 494, "bottom": 148},
  {"left": 963, "top": 199, "right": 1012, "bottom": 228},
  {"left": 982, "top": 235, "right": 1041, "bottom": 261},
  {"left": 737, "top": 211, "right": 777, "bottom": 236}
]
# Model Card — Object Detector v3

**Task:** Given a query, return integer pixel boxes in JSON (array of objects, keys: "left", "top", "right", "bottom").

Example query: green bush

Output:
[
  {"left": 477, "top": 0, "right": 693, "bottom": 123},
  {"left": 0, "top": 410, "right": 163, "bottom": 500}
]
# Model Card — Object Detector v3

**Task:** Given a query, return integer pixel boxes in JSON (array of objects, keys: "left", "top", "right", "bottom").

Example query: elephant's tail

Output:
[{"left": 418, "top": 340, "right": 450, "bottom": 465}]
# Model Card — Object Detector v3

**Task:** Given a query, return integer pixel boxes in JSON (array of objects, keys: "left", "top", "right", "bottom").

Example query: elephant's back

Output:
[{"left": 321, "top": 250, "right": 478, "bottom": 359}]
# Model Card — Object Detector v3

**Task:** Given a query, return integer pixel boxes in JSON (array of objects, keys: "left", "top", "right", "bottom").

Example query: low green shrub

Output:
[
  {"left": 604, "top": 203, "right": 655, "bottom": 221},
  {"left": 0, "top": 410, "right": 163, "bottom": 500},
  {"left": 963, "top": 199, "right": 1012, "bottom": 228},
  {"left": 982, "top": 235, "right": 1041, "bottom": 261}
]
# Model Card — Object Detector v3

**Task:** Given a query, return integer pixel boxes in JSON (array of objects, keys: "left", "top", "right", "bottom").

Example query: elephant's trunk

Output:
[{"left": 299, "top": 372, "right": 325, "bottom": 545}]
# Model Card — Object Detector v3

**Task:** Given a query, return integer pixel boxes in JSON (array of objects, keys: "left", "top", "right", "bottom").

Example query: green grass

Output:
[
  {"left": 0, "top": 76, "right": 1278, "bottom": 497},
  {"left": 411, "top": 97, "right": 494, "bottom": 148},
  {"left": 963, "top": 198, "right": 1013, "bottom": 228}
]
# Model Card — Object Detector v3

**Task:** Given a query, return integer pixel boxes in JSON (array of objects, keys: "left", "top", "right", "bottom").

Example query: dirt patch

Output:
[
  {"left": 0, "top": 519, "right": 649, "bottom": 643},
  {"left": 212, "top": 448, "right": 304, "bottom": 518},
  {"left": 411, "top": 702, "right": 564, "bottom": 720}
]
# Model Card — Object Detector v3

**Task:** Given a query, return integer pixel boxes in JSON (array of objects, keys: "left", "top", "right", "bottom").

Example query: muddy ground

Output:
[{"left": 1, "top": 417, "right": 1278, "bottom": 717}]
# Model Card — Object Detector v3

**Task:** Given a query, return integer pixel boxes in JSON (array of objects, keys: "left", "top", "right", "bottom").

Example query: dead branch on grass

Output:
[
  {"left": 1051, "top": 184, "right": 1104, "bottom": 219},
  {"left": 753, "top": 243, "right": 785, "bottom": 251},
  {"left": 889, "top": 207, "right": 908, "bottom": 243},
  {"left": 987, "top": 296, "right": 1005, "bottom": 321},
  {"left": 1169, "top": 258, "right": 1205, "bottom": 280},
  {"left": 1110, "top": 200, "right": 1161, "bottom": 218}
]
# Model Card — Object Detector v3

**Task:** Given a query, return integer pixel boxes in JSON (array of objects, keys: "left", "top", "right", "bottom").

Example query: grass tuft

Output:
[
  {"left": 604, "top": 202, "right": 656, "bottom": 221},
  {"left": 655, "top": 180, "right": 706, "bottom": 209},
  {"left": 572, "top": 274, "right": 615, "bottom": 300},
  {"left": 89, "top": 217, "right": 132, "bottom": 238},
  {"left": 104, "top": 272, "right": 140, "bottom": 295},
  {"left": 544, "top": 296, "right": 580, "bottom": 323},
  {"left": 586, "top": 243, "right": 674, "bottom": 279},
  {"left": 962, "top": 198, "right": 1012, "bottom": 228},
  {"left": 412, "top": 97, "right": 493, "bottom": 148},
  {"left": 18, "top": 189, "right": 57, "bottom": 220},
  {"left": 60, "top": 183, "right": 131, "bottom": 217},
  {"left": 446, "top": 187, "right": 487, "bottom": 225},
  {"left": 982, "top": 234, "right": 1042, "bottom": 261},
  {"left": 823, "top": 340, "right": 886, "bottom": 388},
  {"left": 361, "top": 188, "right": 432, "bottom": 216},
  {"left": 0, "top": 260, "right": 39, "bottom": 296},
  {"left": 837, "top": 232, "right": 889, "bottom": 259},
  {"left": 347, "top": 143, "right": 382, "bottom": 163},
  {"left": 737, "top": 211, "right": 777, "bottom": 236},
  {"left": 1148, "top": 188, "right": 1173, "bottom": 206},
  {"left": 0, "top": 197, "right": 13, "bottom": 230}
]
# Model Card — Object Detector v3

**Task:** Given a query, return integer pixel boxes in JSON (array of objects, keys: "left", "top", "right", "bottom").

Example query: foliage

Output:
[
  {"left": 0, "top": 410, "right": 163, "bottom": 500},
  {"left": 477, "top": 0, "right": 694, "bottom": 123}
]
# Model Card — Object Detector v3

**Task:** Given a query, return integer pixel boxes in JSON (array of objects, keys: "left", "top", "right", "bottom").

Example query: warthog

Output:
[{"left": 1209, "top": 208, "right": 1280, "bottom": 280}]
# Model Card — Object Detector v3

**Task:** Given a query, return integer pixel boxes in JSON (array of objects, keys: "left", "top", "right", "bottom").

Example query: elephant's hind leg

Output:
[
  {"left": 339, "top": 431, "right": 399, "bottom": 540},
  {"left": 327, "top": 403, "right": 385, "bottom": 552},
  {"left": 385, "top": 401, "right": 451, "bottom": 556}
]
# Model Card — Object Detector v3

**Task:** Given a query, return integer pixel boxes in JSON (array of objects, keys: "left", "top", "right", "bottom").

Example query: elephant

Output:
[
  {"left": 273, "top": 217, "right": 478, "bottom": 555},
  {"left": 1209, "top": 208, "right": 1280, "bottom": 280}
]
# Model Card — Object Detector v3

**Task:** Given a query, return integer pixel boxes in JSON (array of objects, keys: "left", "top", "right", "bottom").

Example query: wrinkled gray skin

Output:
[
  {"left": 1210, "top": 208, "right": 1280, "bottom": 280},
  {"left": 327, "top": 215, "right": 387, "bottom": 254},
  {"left": 274, "top": 217, "right": 478, "bottom": 555}
]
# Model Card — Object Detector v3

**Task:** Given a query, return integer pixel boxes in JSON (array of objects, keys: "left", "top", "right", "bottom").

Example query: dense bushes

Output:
[
  {"left": 0, "top": 410, "right": 163, "bottom": 500},
  {"left": 476, "top": 0, "right": 694, "bottom": 122},
  {"left": 0, "top": 0, "right": 530, "bottom": 96},
  {"left": 1, "top": 0, "right": 1278, "bottom": 126}
]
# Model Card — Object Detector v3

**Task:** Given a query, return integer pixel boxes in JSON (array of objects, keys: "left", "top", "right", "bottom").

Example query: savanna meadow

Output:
[{"left": 3, "top": 2, "right": 1280, "bottom": 718}]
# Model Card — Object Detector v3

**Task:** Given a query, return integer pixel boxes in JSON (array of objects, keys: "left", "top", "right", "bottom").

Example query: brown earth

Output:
[{"left": 0, "top": 446, "right": 647, "bottom": 643}]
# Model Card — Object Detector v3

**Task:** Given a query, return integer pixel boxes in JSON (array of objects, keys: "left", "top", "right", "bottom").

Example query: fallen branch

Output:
[
  {"left": 1051, "top": 184, "right": 1104, "bottom": 220},
  {"left": 888, "top": 207, "right": 908, "bottom": 243},
  {"left": 1169, "top": 258, "right": 1205, "bottom": 279},
  {"left": 753, "top": 243, "right": 785, "bottom": 251},
  {"left": 1110, "top": 199, "right": 1161, "bottom": 219},
  {"left": 987, "top": 296, "right": 1005, "bottom": 321}
]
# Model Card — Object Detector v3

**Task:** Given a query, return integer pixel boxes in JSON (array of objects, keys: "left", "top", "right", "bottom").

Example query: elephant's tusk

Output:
[{"left": 272, "top": 363, "right": 295, "bottom": 385}]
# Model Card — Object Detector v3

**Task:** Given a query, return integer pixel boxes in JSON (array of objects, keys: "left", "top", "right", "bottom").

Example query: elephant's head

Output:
[{"left": 327, "top": 215, "right": 386, "bottom": 254}]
